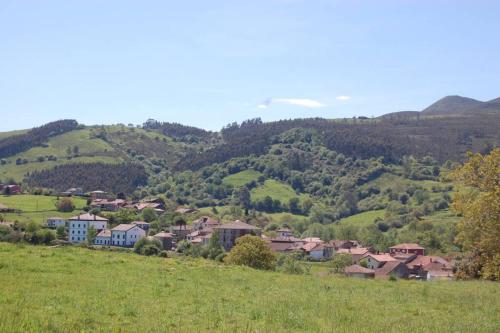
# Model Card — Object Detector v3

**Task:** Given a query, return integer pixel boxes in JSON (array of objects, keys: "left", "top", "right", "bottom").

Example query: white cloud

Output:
[
  {"left": 257, "top": 98, "right": 326, "bottom": 109},
  {"left": 336, "top": 95, "right": 351, "bottom": 101}
]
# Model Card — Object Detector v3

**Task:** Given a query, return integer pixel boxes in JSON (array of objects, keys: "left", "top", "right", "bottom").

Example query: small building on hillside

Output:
[
  {"left": 170, "top": 225, "right": 193, "bottom": 242},
  {"left": 344, "top": 265, "right": 375, "bottom": 279},
  {"left": 94, "top": 229, "right": 111, "bottom": 245},
  {"left": 90, "top": 199, "right": 127, "bottom": 212},
  {"left": 153, "top": 232, "right": 174, "bottom": 250},
  {"left": 192, "top": 216, "right": 220, "bottom": 231},
  {"left": 46, "top": 217, "right": 66, "bottom": 229},
  {"left": 90, "top": 190, "right": 107, "bottom": 200},
  {"left": 213, "top": 220, "right": 261, "bottom": 251},
  {"left": 336, "top": 247, "right": 371, "bottom": 264},
  {"left": 424, "top": 262, "right": 454, "bottom": 281},
  {"left": 363, "top": 253, "right": 399, "bottom": 270},
  {"left": 375, "top": 261, "right": 409, "bottom": 279},
  {"left": 302, "top": 242, "right": 334, "bottom": 260},
  {"left": 276, "top": 228, "right": 293, "bottom": 238},
  {"left": 68, "top": 213, "right": 108, "bottom": 244},
  {"left": 111, "top": 224, "right": 146, "bottom": 247},
  {"left": 389, "top": 243, "right": 425, "bottom": 256},
  {"left": 0, "top": 184, "right": 21, "bottom": 195},
  {"left": 329, "top": 240, "right": 359, "bottom": 250}
]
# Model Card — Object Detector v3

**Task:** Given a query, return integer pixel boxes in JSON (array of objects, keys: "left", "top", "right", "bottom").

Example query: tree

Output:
[
  {"left": 224, "top": 235, "right": 277, "bottom": 270},
  {"left": 288, "top": 198, "right": 301, "bottom": 214},
  {"left": 451, "top": 149, "right": 500, "bottom": 280},
  {"left": 73, "top": 145, "right": 79, "bottom": 155},
  {"left": 238, "top": 187, "right": 251, "bottom": 209},
  {"left": 330, "top": 254, "right": 353, "bottom": 273},
  {"left": 142, "top": 208, "right": 158, "bottom": 223},
  {"left": 87, "top": 226, "right": 97, "bottom": 245},
  {"left": 56, "top": 225, "right": 66, "bottom": 239},
  {"left": 56, "top": 198, "right": 75, "bottom": 212}
]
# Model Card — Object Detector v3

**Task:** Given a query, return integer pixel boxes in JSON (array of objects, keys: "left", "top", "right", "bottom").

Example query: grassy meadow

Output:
[
  {"left": 0, "top": 195, "right": 87, "bottom": 225},
  {"left": 222, "top": 169, "right": 263, "bottom": 187},
  {"left": 0, "top": 243, "right": 498, "bottom": 332},
  {"left": 251, "top": 179, "right": 310, "bottom": 203}
]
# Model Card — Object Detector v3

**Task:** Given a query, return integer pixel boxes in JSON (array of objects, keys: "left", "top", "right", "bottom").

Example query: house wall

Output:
[
  {"left": 125, "top": 227, "right": 145, "bottom": 247},
  {"left": 217, "top": 229, "right": 261, "bottom": 251},
  {"left": 365, "top": 257, "right": 383, "bottom": 269},
  {"left": 309, "top": 249, "right": 324, "bottom": 260},
  {"left": 47, "top": 219, "right": 66, "bottom": 228},
  {"left": 94, "top": 236, "right": 111, "bottom": 245}
]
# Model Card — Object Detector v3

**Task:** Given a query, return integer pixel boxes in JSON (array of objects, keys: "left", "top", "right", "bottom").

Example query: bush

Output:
[
  {"left": 133, "top": 237, "right": 162, "bottom": 256},
  {"left": 224, "top": 235, "right": 276, "bottom": 270},
  {"left": 56, "top": 198, "right": 75, "bottom": 212},
  {"left": 330, "top": 254, "right": 353, "bottom": 273},
  {"left": 158, "top": 250, "right": 168, "bottom": 258}
]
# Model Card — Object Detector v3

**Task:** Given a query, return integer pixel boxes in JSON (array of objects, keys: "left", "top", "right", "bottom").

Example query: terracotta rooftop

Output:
[
  {"left": 407, "top": 255, "right": 450, "bottom": 268},
  {"left": 96, "top": 229, "right": 111, "bottom": 237},
  {"left": 364, "top": 253, "right": 398, "bottom": 262},
  {"left": 337, "top": 247, "right": 370, "bottom": 255},
  {"left": 111, "top": 224, "right": 138, "bottom": 232},
  {"left": 69, "top": 213, "right": 108, "bottom": 221},
  {"left": 390, "top": 243, "right": 425, "bottom": 250},
  {"left": 375, "top": 261, "right": 405, "bottom": 277},
  {"left": 345, "top": 265, "right": 375, "bottom": 274},
  {"left": 213, "top": 220, "right": 260, "bottom": 230}
]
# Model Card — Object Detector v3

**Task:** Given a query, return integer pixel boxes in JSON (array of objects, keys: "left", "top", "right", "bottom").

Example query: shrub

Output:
[
  {"left": 134, "top": 237, "right": 162, "bottom": 256},
  {"left": 330, "top": 254, "right": 353, "bottom": 273},
  {"left": 56, "top": 198, "right": 75, "bottom": 212},
  {"left": 224, "top": 235, "right": 277, "bottom": 270}
]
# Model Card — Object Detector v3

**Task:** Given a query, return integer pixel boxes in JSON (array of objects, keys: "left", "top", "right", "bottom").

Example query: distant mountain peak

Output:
[{"left": 421, "top": 95, "right": 500, "bottom": 115}]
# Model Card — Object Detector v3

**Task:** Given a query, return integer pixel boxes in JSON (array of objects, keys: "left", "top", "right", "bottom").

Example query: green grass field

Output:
[
  {"left": 0, "top": 128, "right": 123, "bottom": 181},
  {"left": 0, "top": 243, "right": 498, "bottom": 332},
  {"left": 222, "top": 170, "right": 263, "bottom": 187},
  {"left": 0, "top": 195, "right": 87, "bottom": 225},
  {"left": 251, "top": 180, "right": 310, "bottom": 203},
  {"left": 338, "top": 209, "right": 386, "bottom": 228}
]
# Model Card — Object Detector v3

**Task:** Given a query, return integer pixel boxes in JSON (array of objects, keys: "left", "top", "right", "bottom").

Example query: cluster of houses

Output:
[
  {"left": 45, "top": 211, "right": 453, "bottom": 281},
  {"left": 262, "top": 229, "right": 453, "bottom": 280}
]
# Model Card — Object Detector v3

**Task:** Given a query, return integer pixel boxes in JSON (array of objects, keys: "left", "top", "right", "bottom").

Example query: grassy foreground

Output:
[{"left": 0, "top": 244, "right": 499, "bottom": 332}]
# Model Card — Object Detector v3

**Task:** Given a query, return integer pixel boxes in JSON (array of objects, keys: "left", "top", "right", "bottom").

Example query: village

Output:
[{"left": 25, "top": 187, "right": 455, "bottom": 281}]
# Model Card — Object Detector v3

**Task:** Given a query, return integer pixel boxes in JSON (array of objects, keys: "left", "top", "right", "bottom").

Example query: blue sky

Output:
[{"left": 1, "top": 0, "right": 499, "bottom": 131}]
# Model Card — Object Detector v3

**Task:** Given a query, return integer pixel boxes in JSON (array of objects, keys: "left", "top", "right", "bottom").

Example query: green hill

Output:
[{"left": 0, "top": 243, "right": 498, "bottom": 332}]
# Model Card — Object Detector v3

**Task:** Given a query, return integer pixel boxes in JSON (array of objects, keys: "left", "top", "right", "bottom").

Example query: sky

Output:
[{"left": 0, "top": 0, "right": 499, "bottom": 132}]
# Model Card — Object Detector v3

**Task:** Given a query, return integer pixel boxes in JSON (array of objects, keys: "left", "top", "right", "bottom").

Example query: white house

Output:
[
  {"left": 94, "top": 229, "right": 111, "bottom": 245},
  {"left": 46, "top": 217, "right": 66, "bottom": 229},
  {"left": 111, "top": 224, "right": 146, "bottom": 247},
  {"left": 68, "top": 213, "right": 108, "bottom": 244}
]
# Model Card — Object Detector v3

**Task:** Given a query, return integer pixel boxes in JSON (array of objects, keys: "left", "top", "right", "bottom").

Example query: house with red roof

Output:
[
  {"left": 344, "top": 265, "right": 375, "bottom": 279},
  {"left": 389, "top": 243, "right": 425, "bottom": 256}
]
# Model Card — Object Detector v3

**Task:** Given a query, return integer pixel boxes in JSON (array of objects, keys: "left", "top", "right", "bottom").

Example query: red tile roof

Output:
[
  {"left": 96, "top": 229, "right": 111, "bottom": 237},
  {"left": 111, "top": 224, "right": 138, "bottom": 232},
  {"left": 345, "top": 265, "right": 375, "bottom": 274},
  {"left": 390, "top": 243, "right": 425, "bottom": 250},
  {"left": 213, "top": 220, "right": 260, "bottom": 230},
  {"left": 337, "top": 247, "right": 370, "bottom": 255},
  {"left": 375, "top": 261, "right": 406, "bottom": 277},
  {"left": 364, "top": 253, "right": 398, "bottom": 263}
]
